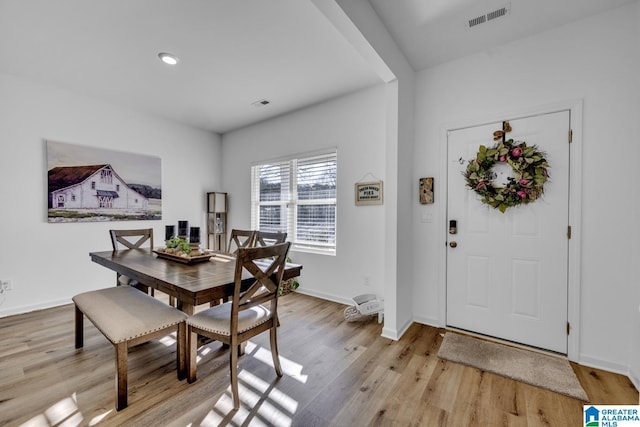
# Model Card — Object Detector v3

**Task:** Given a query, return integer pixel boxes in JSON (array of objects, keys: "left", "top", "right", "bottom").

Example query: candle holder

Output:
[
  {"left": 189, "top": 226, "right": 201, "bottom": 248},
  {"left": 178, "top": 221, "right": 188, "bottom": 239},
  {"left": 165, "top": 225, "right": 176, "bottom": 241}
]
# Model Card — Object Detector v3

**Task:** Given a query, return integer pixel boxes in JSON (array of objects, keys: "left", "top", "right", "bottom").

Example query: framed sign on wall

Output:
[
  {"left": 419, "top": 177, "right": 434, "bottom": 204},
  {"left": 355, "top": 181, "right": 383, "bottom": 206}
]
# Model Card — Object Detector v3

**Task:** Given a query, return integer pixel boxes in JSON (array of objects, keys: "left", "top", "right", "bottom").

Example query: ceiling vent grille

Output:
[
  {"left": 468, "top": 15, "right": 487, "bottom": 28},
  {"left": 466, "top": 3, "right": 511, "bottom": 29},
  {"left": 487, "top": 7, "right": 508, "bottom": 21},
  {"left": 251, "top": 99, "right": 271, "bottom": 107}
]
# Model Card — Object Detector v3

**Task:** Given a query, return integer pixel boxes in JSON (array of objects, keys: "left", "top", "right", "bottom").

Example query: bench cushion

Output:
[{"left": 73, "top": 286, "right": 187, "bottom": 344}]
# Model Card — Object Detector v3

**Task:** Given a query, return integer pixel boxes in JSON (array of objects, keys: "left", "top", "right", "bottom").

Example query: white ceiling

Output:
[
  {"left": 1, "top": 0, "right": 636, "bottom": 134},
  {"left": 0, "top": 0, "right": 382, "bottom": 134},
  {"left": 369, "top": 0, "right": 637, "bottom": 70}
]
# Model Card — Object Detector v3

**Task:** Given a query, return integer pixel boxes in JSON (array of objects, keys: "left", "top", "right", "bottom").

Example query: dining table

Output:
[{"left": 90, "top": 248, "right": 303, "bottom": 315}]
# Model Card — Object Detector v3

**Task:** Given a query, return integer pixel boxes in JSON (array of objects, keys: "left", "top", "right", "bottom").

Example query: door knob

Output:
[{"left": 449, "top": 241, "right": 457, "bottom": 248}]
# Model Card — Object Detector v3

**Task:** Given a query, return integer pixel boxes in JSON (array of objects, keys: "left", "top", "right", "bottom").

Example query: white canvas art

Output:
[{"left": 46, "top": 140, "right": 162, "bottom": 222}]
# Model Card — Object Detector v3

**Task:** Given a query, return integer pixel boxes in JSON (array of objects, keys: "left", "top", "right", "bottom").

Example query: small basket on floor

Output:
[{"left": 343, "top": 306, "right": 376, "bottom": 322}]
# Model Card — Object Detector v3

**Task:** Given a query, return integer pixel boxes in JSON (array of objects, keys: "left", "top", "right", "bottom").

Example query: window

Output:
[
  {"left": 100, "top": 169, "right": 113, "bottom": 183},
  {"left": 251, "top": 150, "right": 337, "bottom": 255}
]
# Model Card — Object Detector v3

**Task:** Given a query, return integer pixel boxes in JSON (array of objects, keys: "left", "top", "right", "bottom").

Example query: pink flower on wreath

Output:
[
  {"left": 517, "top": 190, "right": 527, "bottom": 199},
  {"left": 499, "top": 155, "right": 507, "bottom": 162},
  {"left": 518, "top": 178, "right": 531, "bottom": 186},
  {"left": 511, "top": 147, "right": 523, "bottom": 158},
  {"left": 476, "top": 181, "right": 486, "bottom": 190}
]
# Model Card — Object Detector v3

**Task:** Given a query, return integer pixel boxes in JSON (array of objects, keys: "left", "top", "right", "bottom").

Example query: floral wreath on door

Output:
[{"left": 464, "top": 121, "right": 550, "bottom": 213}]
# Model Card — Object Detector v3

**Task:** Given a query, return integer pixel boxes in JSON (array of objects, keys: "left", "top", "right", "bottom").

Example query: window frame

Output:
[{"left": 251, "top": 149, "right": 337, "bottom": 256}]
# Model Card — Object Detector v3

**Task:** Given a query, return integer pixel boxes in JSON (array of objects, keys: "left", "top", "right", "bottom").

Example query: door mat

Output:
[{"left": 437, "top": 332, "right": 588, "bottom": 401}]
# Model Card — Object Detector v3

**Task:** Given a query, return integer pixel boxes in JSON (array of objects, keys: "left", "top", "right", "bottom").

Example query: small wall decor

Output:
[
  {"left": 419, "top": 177, "right": 434, "bottom": 204},
  {"left": 46, "top": 140, "right": 162, "bottom": 222},
  {"left": 355, "top": 180, "right": 383, "bottom": 206}
]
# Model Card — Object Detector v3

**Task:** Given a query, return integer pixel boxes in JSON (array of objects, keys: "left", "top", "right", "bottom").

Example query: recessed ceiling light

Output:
[{"left": 158, "top": 52, "right": 179, "bottom": 65}]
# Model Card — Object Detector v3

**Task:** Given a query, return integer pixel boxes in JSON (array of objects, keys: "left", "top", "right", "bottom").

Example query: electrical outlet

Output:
[
  {"left": 0, "top": 280, "right": 12, "bottom": 291},
  {"left": 363, "top": 276, "right": 370, "bottom": 287}
]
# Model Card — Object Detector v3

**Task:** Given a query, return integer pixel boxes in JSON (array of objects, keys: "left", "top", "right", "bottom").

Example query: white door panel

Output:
[{"left": 447, "top": 111, "right": 570, "bottom": 353}]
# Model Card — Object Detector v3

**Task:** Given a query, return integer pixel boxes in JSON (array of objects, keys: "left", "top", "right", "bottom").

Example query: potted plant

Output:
[{"left": 279, "top": 256, "right": 300, "bottom": 296}]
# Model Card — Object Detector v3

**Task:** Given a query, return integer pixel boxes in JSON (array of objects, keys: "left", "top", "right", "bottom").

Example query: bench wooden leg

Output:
[
  {"left": 115, "top": 342, "right": 128, "bottom": 411},
  {"left": 187, "top": 330, "right": 198, "bottom": 383},
  {"left": 177, "top": 322, "right": 186, "bottom": 380},
  {"left": 75, "top": 305, "right": 83, "bottom": 349}
]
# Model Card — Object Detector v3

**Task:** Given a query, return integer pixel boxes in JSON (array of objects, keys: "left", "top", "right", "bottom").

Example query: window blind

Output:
[{"left": 251, "top": 150, "right": 337, "bottom": 255}]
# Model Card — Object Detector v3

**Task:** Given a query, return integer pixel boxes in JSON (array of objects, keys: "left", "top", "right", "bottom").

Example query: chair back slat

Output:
[
  {"left": 227, "top": 229, "right": 256, "bottom": 255},
  {"left": 254, "top": 231, "right": 287, "bottom": 248},
  {"left": 110, "top": 229, "right": 154, "bottom": 252},
  {"left": 233, "top": 243, "right": 290, "bottom": 317}
]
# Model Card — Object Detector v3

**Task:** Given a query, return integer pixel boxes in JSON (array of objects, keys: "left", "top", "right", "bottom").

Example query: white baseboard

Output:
[
  {"left": 0, "top": 297, "right": 71, "bottom": 318},
  {"left": 381, "top": 317, "right": 412, "bottom": 341},
  {"left": 629, "top": 366, "right": 640, "bottom": 397},
  {"left": 412, "top": 314, "right": 442, "bottom": 329},
  {"left": 577, "top": 354, "right": 630, "bottom": 377},
  {"left": 293, "top": 287, "right": 353, "bottom": 307}
]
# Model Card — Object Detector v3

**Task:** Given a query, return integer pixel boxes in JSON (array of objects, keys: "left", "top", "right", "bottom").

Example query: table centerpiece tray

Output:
[{"left": 153, "top": 249, "right": 215, "bottom": 264}]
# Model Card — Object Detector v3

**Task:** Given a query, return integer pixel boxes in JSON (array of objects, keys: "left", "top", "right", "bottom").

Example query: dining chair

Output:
[
  {"left": 254, "top": 231, "right": 287, "bottom": 247},
  {"left": 109, "top": 228, "right": 175, "bottom": 306},
  {"left": 227, "top": 229, "right": 256, "bottom": 255},
  {"left": 186, "top": 241, "right": 291, "bottom": 409}
]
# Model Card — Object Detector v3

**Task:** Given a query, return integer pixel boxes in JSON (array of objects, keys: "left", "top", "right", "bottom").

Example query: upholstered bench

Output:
[{"left": 73, "top": 286, "right": 187, "bottom": 410}]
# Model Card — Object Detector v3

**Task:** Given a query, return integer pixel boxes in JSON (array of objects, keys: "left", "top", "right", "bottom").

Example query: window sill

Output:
[{"left": 291, "top": 245, "right": 336, "bottom": 257}]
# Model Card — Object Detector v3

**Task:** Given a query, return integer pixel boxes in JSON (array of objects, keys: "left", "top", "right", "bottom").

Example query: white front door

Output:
[{"left": 446, "top": 111, "right": 570, "bottom": 353}]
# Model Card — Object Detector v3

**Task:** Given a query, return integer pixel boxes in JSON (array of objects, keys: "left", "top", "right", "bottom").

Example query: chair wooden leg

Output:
[
  {"left": 187, "top": 329, "right": 198, "bottom": 383},
  {"left": 177, "top": 322, "right": 186, "bottom": 380},
  {"left": 74, "top": 306, "right": 84, "bottom": 349},
  {"left": 270, "top": 326, "right": 283, "bottom": 377},
  {"left": 115, "top": 342, "right": 128, "bottom": 411},
  {"left": 230, "top": 343, "right": 240, "bottom": 409},
  {"left": 169, "top": 296, "right": 175, "bottom": 307}
]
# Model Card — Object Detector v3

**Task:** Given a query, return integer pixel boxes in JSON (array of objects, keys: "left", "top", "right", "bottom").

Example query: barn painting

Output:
[{"left": 46, "top": 140, "right": 161, "bottom": 222}]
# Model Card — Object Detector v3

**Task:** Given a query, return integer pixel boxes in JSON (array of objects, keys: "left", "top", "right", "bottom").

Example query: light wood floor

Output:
[{"left": 0, "top": 293, "right": 637, "bottom": 427}]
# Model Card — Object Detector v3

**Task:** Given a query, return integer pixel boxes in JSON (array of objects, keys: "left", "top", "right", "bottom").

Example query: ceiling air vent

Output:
[
  {"left": 251, "top": 99, "right": 270, "bottom": 107},
  {"left": 466, "top": 3, "right": 511, "bottom": 29},
  {"left": 468, "top": 15, "right": 486, "bottom": 28},
  {"left": 487, "top": 6, "right": 508, "bottom": 21}
]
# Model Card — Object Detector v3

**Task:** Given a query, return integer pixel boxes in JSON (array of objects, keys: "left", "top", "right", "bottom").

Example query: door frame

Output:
[{"left": 437, "top": 100, "right": 583, "bottom": 361}]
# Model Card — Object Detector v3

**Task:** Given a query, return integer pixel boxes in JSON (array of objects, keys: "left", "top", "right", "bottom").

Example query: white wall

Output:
[
  {"left": 632, "top": 0, "right": 640, "bottom": 392},
  {"left": 412, "top": 2, "right": 640, "bottom": 374},
  {"left": 0, "top": 73, "right": 222, "bottom": 316},
  {"left": 333, "top": 0, "right": 416, "bottom": 339},
  {"left": 221, "top": 85, "right": 387, "bottom": 305}
]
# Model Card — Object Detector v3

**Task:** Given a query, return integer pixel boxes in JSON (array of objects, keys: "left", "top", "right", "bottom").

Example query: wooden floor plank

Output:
[{"left": 0, "top": 292, "right": 637, "bottom": 426}]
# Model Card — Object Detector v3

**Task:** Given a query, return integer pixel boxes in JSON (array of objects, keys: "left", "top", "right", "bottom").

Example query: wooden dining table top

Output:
[{"left": 89, "top": 249, "right": 302, "bottom": 315}]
